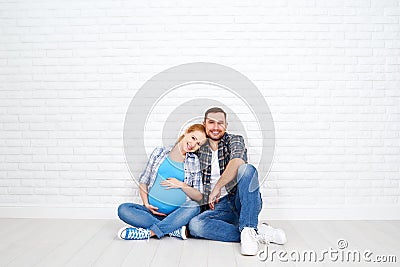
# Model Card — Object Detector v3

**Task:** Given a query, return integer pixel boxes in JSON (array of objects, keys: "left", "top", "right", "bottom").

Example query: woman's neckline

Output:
[{"left": 167, "top": 155, "right": 184, "bottom": 164}]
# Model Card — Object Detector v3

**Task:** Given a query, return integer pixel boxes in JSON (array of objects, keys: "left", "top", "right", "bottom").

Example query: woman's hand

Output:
[
  {"left": 160, "top": 178, "right": 185, "bottom": 189},
  {"left": 144, "top": 203, "right": 167, "bottom": 217}
]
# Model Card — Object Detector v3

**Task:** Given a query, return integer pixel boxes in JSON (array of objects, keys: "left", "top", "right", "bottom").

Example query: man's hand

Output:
[
  {"left": 144, "top": 203, "right": 167, "bottom": 216},
  {"left": 208, "top": 187, "right": 221, "bottom": 210},
  {"left": 160, "top": 178, "right": 184, "bottom": 189}
]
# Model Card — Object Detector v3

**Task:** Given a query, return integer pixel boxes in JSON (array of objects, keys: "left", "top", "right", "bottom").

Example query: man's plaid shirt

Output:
[
  {"left": 138, "top": 145, "right": 203, "bottom": 201},
  {"left": 196, "top": 133, "right": 247, "bottom": 208}
]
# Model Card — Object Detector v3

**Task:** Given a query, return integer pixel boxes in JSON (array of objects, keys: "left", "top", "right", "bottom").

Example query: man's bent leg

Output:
[
  {"left": 188, "top": 197, "right": 240, "bottom": 242},
  {"left": 235, "top": 164, "right": 262, "bottom": 232}
]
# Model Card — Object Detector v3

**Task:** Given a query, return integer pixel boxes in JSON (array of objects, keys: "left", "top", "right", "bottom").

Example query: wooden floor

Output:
[{"left": 0, "top": 219, "right": 399, "bottom": 267}]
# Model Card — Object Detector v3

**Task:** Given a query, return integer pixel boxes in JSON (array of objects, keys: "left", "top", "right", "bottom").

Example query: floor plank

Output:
[
  {"left": 64, "top": 220, "right": 120, "bottom": 267},
  {"left": 305, "top": 220, "right": 362, "bottom": 267},
  {"left": 179, "top": 238, "right": 208, "bottom": 267},
  {"left": 208, "top": 240, "right": 236, "bottom": 267},
  {"left": 121, "top": 239, "right": 160, "bottom": 267},
  {"left": 36, "top": 219, "right": 110, "bottom": 267},
  {"left": 92, "top": 235, "right": 137, "bottom": 267},
  {"left": 0, "top": 219, "right": 398, "bottom": 267},
  {"left": 278, "top": 220, "right": 328, "bottom": 267},
  {"left": 0, "top": 219, "right": 63, "bottom": 266},
  {"left": 149, "top": 237, "right": 185, "bottom": 267},
  {"left": 258, "top": 220, "right": 296, "bottom": 267},
  {"left": 0, "top": 218, "right": 31, "bottom": 238},
  {"left": 322, "top": 221, "right": 399, "bottom": 267},
  {"left": 234, "top": 241, "right": 269, "bottom": 267}
]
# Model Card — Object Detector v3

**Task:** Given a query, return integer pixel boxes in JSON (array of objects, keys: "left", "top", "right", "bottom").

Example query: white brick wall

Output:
[{"left": 1, "top": 0, "right": 399, "bottom": 219}]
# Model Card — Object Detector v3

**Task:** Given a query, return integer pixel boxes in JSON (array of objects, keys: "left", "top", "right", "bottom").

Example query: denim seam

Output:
[{"left": 239, "top": 224, "right": 258, "bottom": 233}]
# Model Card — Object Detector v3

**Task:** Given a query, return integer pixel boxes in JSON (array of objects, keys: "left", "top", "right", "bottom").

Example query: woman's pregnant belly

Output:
[{"left": 148, "top": 176, "right": 186, "bottom": 214}]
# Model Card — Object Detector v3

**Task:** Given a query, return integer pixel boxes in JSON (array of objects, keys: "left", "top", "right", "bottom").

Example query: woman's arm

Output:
[
  {"left": 181, "top": 183, "right": 203, "bottom": 201},
  {"left": 139, "top": 182, "right": 167, "bottom": 216},
  {"left": 160, "top": 178, "right": 202, "bottom": 201},
  {"left": 138, "top": 183, "right": 150, "bottom": 206}
]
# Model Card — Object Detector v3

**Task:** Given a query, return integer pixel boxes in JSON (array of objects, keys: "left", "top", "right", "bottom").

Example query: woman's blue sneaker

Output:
[
  {"left": 118, "top": 226, "right": 151, "bottom": 240},
  {"left": 169, "top": 226, "right": 187, "bottom": 240}
]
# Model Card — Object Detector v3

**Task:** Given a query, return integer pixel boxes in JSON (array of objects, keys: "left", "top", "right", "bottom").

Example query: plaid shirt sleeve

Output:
[
  {"left": 184, "top": 153, "right": 203, "bottom": 194},
  {"left": 192, "top": 155, "right": 203, "bottom": 193},
  {"left": 228, "top": 134, "right": 247, "bottom": 162},
  {"left": 138, "top": 147, "right": 162, "bottom": 185}
]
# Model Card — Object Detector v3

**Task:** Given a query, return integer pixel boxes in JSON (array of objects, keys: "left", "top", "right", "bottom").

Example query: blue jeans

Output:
[
  {"left": 118, "top": 200, "right": 200, "bottom": 239},
  {"left": 188, "top": 164, "right": 262, "bottom": 242}
]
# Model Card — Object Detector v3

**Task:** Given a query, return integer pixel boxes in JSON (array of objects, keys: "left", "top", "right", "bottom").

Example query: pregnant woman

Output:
[{"left": 117, "top": 124, "right": 206, "bottom": 240}]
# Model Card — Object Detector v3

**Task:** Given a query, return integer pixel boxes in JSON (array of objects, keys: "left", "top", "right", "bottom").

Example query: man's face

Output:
[{"left": 203, "top": 112, "right": 227, "bottom": 141}]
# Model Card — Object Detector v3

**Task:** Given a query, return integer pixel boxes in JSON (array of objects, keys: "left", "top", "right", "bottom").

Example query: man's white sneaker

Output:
[
  {"left": 240, "top": 227, "right": 259, "bottom": 256},
  {"left": 258, "top": 222, "right": 287, "bottom": 245}
]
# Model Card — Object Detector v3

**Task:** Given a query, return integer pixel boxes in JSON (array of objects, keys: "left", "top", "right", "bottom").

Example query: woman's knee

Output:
[
  {"left": 117, "top": 203, "right": 130, "bottom": 218},
  {"left": 117, "top": 203, "right": 142, "bottom": 219},
  {"left": 182, "top": 201, "right": 200, "bottom": 216}
]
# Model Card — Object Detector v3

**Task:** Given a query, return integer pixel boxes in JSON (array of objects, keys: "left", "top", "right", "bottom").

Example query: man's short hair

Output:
[{"left": 204, "top": 107, "right": 227, "bottom": 121}]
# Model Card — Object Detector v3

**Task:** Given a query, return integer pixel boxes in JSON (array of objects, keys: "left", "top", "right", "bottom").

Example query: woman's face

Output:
[{"left": 180, "top": 130, "right": 206, "bottom": 153}]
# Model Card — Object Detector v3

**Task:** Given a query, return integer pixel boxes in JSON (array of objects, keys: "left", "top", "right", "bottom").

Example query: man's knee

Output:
[
  {"left": 188, "top": 216, "right": 205, "bottom": 237},
  {"left": 237, "top": 164, "right": 257, "bottom": 181},
  {"left": 237, "top": 164, "right": 259, "bottom": 192}
]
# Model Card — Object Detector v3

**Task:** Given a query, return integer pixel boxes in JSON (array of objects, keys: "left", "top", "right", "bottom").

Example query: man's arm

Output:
[
  {"left": 208, "top": 158, "right": 245, "bottom": 209},
  {"left": 215, "top": 158, "right": 245, "bottom": 191},
  {"left": 208, "top": 134, "right": 247, "bottom": 209}
]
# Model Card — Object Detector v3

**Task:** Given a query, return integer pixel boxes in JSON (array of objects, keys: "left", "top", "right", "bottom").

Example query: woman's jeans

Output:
[
  {"left": 188, "top": 164, "right": 262, "bottom": 242},
  {"left": 118, "top": 200, "right": 200, "bottom": 239}
]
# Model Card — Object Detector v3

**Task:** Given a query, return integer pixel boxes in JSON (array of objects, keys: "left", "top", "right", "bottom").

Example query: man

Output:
[{"left": 188, "top": 107, "right": 286, "bottom": 256}]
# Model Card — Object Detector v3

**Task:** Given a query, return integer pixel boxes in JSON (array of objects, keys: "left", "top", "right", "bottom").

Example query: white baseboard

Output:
[
  {"left": 0, "top": 206, "right": 119, "bottom": 220},
  {"left": 258, "top": 206, "right": 400, "bottom": 220},
  {"left": 1, "top": 205, "right": 400, "bottom": 220}
]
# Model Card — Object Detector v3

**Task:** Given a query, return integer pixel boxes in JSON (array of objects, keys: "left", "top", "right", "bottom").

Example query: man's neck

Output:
[{"left": 209, "top": 139, "right": 219, "bottom": 151}]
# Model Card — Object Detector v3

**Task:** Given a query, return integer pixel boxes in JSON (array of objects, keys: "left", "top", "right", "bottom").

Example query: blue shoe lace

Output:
[
  {"left": 124, "top": 227, "right": 151, "bottom": 240},
  {"left": 169, "top": 228, "right": 182, "bottom": 239}
]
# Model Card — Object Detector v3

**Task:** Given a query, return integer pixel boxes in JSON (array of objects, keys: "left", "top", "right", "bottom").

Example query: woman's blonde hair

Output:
[{"left": 177, "top": 124, "right": 206, "bottom": 143}]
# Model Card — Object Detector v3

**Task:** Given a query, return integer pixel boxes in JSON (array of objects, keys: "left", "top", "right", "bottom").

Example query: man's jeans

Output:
[
  {"left": 188, "top": 164, "right": 262, "bottom": 242},
  {"left": 118, "top": 200, "right": 200, "bottom": 238}
]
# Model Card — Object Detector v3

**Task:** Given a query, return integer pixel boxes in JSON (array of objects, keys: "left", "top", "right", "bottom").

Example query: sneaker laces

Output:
[
  {"left": 246, "top": 228, "right": 262, "bottom": 245},
  {"left": 256, "top": 233, "right": 272, "bottom": 245},
  {"left": 247, "top": 229, "right": 271, "bottom": 254},
  {"left": 126, "top": 227, "right": 151, "bottom": 241},
  {"left": 169, "top": 228, "right": 181, "bottom": 238},
  {"left": 256, "top": 233, "right": 271, "bottom": 254},
  {"left": 258, "top": 222, "right": 287, "bottom": 245}
]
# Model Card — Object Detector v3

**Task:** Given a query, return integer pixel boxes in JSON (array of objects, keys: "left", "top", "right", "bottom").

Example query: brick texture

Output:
[{"left": 0, "top": 0, "right": 399, "bottom": 218}]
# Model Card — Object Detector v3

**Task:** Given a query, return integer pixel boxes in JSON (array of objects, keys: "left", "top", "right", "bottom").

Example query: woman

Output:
[{"left": 117, "top": 124, "right": 206, "bottom": 240}]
